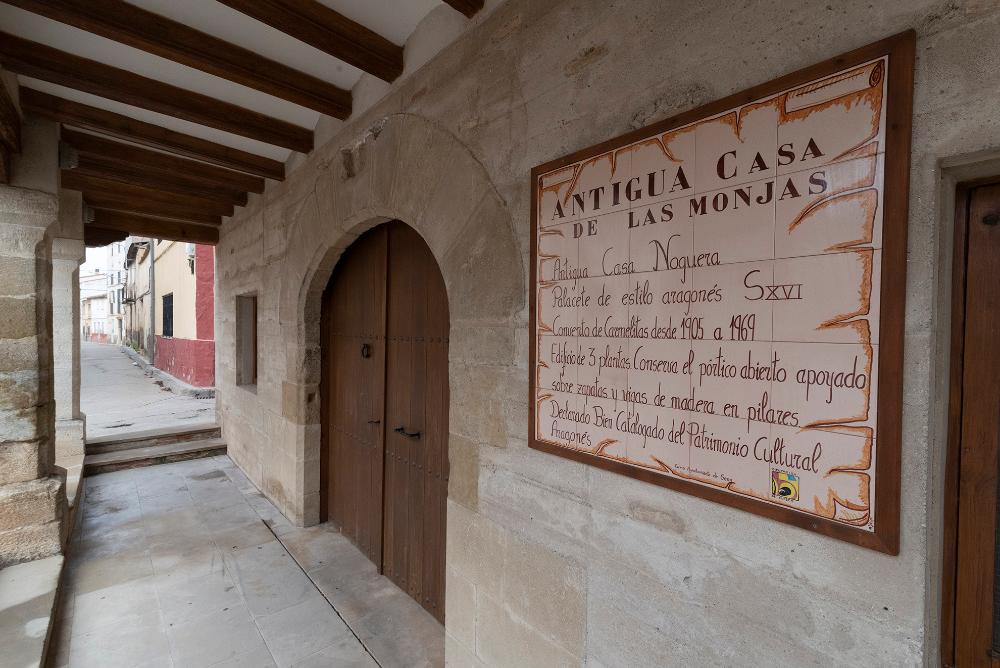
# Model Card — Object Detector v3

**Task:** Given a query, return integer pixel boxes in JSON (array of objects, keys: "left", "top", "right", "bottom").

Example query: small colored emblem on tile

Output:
[{"left": 771, "top": 469, "right": 800, "bottom": 501}]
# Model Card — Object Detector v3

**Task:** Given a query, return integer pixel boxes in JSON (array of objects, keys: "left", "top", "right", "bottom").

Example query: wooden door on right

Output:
[
  {"left": 950, "top": 183, "right": 1000, "bottom": 667},
  {"left": 383, "top": 222, "right": 450, "bottom": 623}
]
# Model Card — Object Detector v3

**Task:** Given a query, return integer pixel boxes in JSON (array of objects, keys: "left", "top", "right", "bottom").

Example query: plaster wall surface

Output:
[
  {"left": 214, "top": 1, "right": 1000, "bottom": 664},
  {"left": 154, "top": 240, "right": 198, "bottom": 340},
  {"left": 152, "top": 242, "right": 215, "bottom": 387}
]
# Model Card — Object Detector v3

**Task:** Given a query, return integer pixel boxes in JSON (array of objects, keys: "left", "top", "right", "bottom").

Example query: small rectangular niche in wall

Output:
[
  {"left": 236, "top": 294, "right": 257, "bottom": 387},
  {"left": 162, "top": 293, "right": 173, "bottom": 338}
]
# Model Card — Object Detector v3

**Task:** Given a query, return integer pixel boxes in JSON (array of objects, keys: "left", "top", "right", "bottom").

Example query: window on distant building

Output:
[
  {"left": 162, "top": 293, "right": 174, "bottom": 338},
  {"left": 236, "top": 294, "right": 258, "bottom": 387}
]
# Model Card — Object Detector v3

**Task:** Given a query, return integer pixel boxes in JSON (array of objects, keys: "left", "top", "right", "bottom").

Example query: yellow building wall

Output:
[{"left": 153, "top": 240, "right": 198, "bottom": 340}]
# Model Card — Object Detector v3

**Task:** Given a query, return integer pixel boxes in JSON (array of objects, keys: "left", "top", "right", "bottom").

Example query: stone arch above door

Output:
[{"left": 279, "top": 113, "right": 524, "bottom": 525}]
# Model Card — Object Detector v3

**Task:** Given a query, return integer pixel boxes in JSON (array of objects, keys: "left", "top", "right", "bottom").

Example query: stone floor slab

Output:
[
  {"left": 150, "top": 542, "right": 227, "bottom": 584},
  {"left": 64, "top": 610, "right": 171, "bottom": 668},
  {"left": 255, "top": 591, "right": 354, "bottom": 667},
  {"left": 224, "top": 540, "right": 317, "bottom": 618},
  {"left": 292, "top": 635, "right": 380, "bottom": 668},
  {"left": 153, "top": 567, "right": 242, "bottom": 627},
  {"left": 276, "top": 524, "right": 348, "bottom": 572},
  {"left": 211, "top": 646, "right": 279, "bottom": 668},
  {"left": 167, "top": 602, "right": 269, "bottom": 668},
  {"left": 70, "top": 575, "right": 160, "bottom": 638},
  {"left": 65, "top": 549, "right": 154, "bottom": 596},
  {"left": 213, "top": 519, "right": 278, "bottom": 553}
]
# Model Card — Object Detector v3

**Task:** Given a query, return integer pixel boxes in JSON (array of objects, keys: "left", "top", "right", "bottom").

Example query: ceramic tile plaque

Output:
[{"left": 529, "top": 33, "right": 914, "bottom": 553}]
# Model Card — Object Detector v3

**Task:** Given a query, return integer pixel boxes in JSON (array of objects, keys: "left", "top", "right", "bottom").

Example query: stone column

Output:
[
  {"left": 51, "top": 188, "right": 86, "bottom": 462},
  {"left": 0, "top": 116, "right": 65, "bottom": 567},
  {"left": 51, "top": 236, "right": 85, "bottom": 460}
]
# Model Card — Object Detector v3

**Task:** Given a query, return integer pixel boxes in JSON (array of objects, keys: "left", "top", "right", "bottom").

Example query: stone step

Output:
[
  {"left": 83, "top": 438, "right": 227, "bottom": 477},
  {"left": 0, "top": 554, "right": 63, "bottom": 668},
  {"left": 85, "top": 424, "right": 221, "bottom": 455}
]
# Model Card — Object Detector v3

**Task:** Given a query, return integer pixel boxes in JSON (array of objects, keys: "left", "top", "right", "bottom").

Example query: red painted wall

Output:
[
  {"left": 155, "top": 336, "right": 215, "bottom": 387},
  {"left": 195, "top": 245, "right": 214, "bottom": 341},
  {"left": 154, "top": 244, "right": 216, "bottom": 387}
]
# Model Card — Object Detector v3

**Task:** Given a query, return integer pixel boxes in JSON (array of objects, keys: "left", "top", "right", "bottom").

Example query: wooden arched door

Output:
[{"left": 321, "top": 221, "right": 449, "bottom": 622}]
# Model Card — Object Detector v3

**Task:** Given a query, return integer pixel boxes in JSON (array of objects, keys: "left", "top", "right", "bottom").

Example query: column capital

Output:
[
  {"left": 50, "top": 237, "right": 85, "bottom": 264},
  {"left": 55, "top": 189, "right": 84, "bottom": 242}
]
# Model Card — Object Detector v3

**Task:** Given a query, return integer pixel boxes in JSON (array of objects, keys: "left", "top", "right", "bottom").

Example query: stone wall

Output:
[{"left": 215, "top": 1, "right": 1000, "bottom": 664}]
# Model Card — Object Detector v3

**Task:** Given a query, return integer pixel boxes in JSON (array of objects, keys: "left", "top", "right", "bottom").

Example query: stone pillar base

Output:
[
  {"left": 0, "top": 477, "right": 66, "bottom": 568},
  {"left": 55, "top": 417, "right": 86, "bottom": 459}
]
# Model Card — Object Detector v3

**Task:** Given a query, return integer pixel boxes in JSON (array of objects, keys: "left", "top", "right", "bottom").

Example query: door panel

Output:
[
  {"left": 322, "top": 221, "right": 449, "bottom": 623},
  {"left": 322, "top": 226, "right": 387, "bottom": 566},
  {"left": 383, "top": 222, "right": 450, "bottom": 622},
  {"left": 953, "top": 183, "right": 1000, "bottom": 667}
]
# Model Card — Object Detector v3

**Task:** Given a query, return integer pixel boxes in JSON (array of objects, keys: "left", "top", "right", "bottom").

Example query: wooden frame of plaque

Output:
[{"left": 529, "top": 31, "right": 914, "bottom": 554}]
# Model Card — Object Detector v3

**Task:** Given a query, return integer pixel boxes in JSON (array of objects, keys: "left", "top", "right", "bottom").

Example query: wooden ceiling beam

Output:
[
  {"left": 20, "top": 88, "right": 284, "bottom": 180},
  {"left": 90, "top": 209, "right": 219, "bottom": 245},
  {"left": 71, "top": 154, "right": 248, "bottom": 207},
  {"left": 442, "top": 0, "right": 484, "bottom": 18},
  {"left": 61, "top": 128, "right": 265, "bottom": 194},
  {"left": 0, "top": 79, "right": 20, "bottom": 153},
  {"left": 81, "top": 191, "right": 222, "bottom": 226},
  {"left": 0, "top": 32, "right": 314, "bottom": 152},
  {"left": 4, "top": 0, "right": 351, "bottom": 118},
  {"left": 83, "top": 224, "right": 127, "bottom": 247},
  {"left": 64, "top": 170, "right": 234, "bottom": 218},
  {"left": 216, "top": 0, "right": 403, "bottom": 82}
]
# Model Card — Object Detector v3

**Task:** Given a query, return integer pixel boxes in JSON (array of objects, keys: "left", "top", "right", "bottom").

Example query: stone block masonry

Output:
[
  {"left": 0, "top": 478, "right": 63, "bottom": 564},
  {"left": 0, "top": 115, "right": 67, "bottom": 568},
  {"left": 0, "top": 185, "right": 65, "bottom": 566}
]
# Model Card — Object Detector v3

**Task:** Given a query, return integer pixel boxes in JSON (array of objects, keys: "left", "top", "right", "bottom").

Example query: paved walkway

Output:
[
  {"left": 81, "top": 342, "right": 215, "bottom": 440},
  {"left": 64, "top": 344, "right": 444, "bottom": 667},
  {"left": 51, "top": 456, "right": 380, "bottom": 667}
]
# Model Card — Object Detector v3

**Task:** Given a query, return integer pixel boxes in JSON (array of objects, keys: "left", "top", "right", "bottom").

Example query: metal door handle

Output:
[{"left": 394, "top": 426, "right": 421, "bottom": 439}]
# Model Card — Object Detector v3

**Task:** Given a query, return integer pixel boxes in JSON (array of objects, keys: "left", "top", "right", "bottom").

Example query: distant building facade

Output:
[
  {"left": 153, "top": 240, "right": 215, "bottom": 388},
  {"left": 79, "top": 241, "right": 126, "bottom": 344},
  {"left": 80, "top": 292, "right": 108, "bottom": 343},
  {"left": 105, "top": 241, "right": 126, "bottom": 344},
  {"left": 79, "top": 258, "right": 106, "bottom": 343},
  {"left": 123, "top": 238, "right": 152, "bottom": 356}
]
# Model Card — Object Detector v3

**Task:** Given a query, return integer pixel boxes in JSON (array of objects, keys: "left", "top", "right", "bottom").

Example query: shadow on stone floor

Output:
[{"left": 49, "top": 455, "right": 444, "bottom": 667}]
